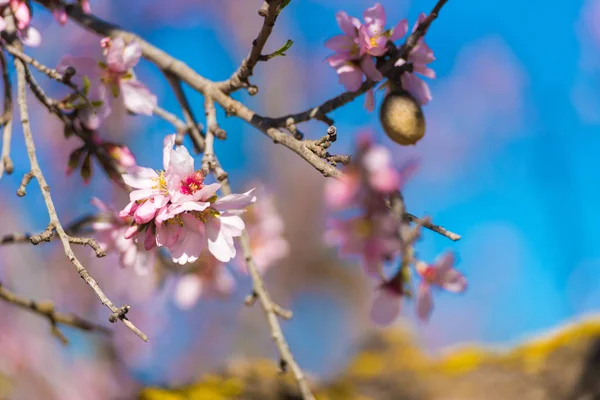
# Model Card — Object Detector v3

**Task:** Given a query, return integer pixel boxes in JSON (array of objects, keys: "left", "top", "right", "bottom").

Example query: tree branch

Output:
[
  {"left": 0, "top": 281, "right": 111, "bottom": 344},
  {"left": 9, "top": 13, "right": 148, "bottom": 341},
  {"left": 216, "top": 0, "right": 284, "bottom": 94},
  {"left": 0, "top": 50, "right": 12, "bottom": 179}
]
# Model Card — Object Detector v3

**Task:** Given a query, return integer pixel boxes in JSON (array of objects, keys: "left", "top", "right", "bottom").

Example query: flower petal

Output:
[
  {"left": 120, "top": 80, "right": 157, "bottom": 116},
  {"left": 369, "top": 287, "right": 401, "bottom": 326}
]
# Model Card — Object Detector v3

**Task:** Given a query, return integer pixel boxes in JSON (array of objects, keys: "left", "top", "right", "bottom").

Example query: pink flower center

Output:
[
  {"left": 418, "top": 265, "right": 437, "bottom": 282},
  {"left": 180, "top": 171, "right": 205, "bottom": 195}
]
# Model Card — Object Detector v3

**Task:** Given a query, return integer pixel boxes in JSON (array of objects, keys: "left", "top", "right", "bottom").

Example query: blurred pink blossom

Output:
[
  {"left": 57, "top": 37, "right": 157, "bottom": 129},
  {"left": 173, "top": 257, "right": 236, "bottom": 310},
  {"left": 415, "top": 252, "right": 467, "bottom": 321},
  {"left": 395, "top": 13, "right": 436, "bottom": 105},
  {"left": 233, "top": 188, "right": 289, "bottom": 274},
  {"left": 0, "top": 1, "right": 42, "bottom": 46}
]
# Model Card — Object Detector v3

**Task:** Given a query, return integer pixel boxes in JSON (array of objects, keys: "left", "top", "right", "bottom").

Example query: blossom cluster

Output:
[
  {"left": 119, "top": 134, "right": 255, "bottom": 265},
  {"left": 57, "top": 37, "right": 157, "bottom": 131},
  {"left": 325, "top": 133, "right": 466, "bottom": 324},
  {"left": 325, "top": 3, "right": 436, "bottom": 109},
  {"left": 88, "top": 139, "right": 289, "bottom": 311},
  {"left": 0, "top": 1, "right": 91, "bottom": 47}
]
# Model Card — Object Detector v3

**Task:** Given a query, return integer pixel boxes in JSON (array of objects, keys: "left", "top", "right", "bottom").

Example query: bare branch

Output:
[
  {"left": 10, "top": 17, "right": 148, "bottom": 341},
  {"left": 217, "top": 0, "right": 284, "bottom": 94},
  {"left": 205, "top": 152, "right": 314, "bottom": 399},
  {"left": 163, "top": 71, "right": 205, "bottom": 151},
  {"left": 405, "top": 213, "right": 461, "bottom": 241},
  {"left": 0, "top": 51, "right": 12, "bottom": 179},
  {"left": 0, "top": 281, "right": 111, "bottom": 344}
]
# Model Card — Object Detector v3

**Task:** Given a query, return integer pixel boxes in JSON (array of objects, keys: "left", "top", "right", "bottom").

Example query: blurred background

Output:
[{"left": 1, "top": 0, "right": 600, "bottom": 398}]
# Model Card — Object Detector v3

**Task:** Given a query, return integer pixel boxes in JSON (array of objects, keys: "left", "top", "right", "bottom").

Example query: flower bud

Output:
[{"left": 379, "top": 90, "right": 425, "bottom": 146}]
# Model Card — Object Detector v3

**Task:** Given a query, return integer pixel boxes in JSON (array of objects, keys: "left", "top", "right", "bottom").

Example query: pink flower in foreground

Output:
[
  {"left": 415, "top": 252, "right": 467, "bottom": 321},
  {"left": 233, "top": 188, "right": 289, "bottom": 274},
  {"left": 91, "top": 197, "right": 155, "bottom": 275},
  {"left": 173, "top": 256, "right": 235, "bottom": 310},
  {"left": 395, "top": 13, "right": 436, "bottom": 105},
  {"left": 120, "top": 134, "right": 256, "bottom": 265}
]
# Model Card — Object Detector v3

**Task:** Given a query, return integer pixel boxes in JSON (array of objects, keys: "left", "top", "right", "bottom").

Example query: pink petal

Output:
[
  {"left": 389, "top": 19, "right": 409, "bottom": 41},
  {"left": 401, "top": 72, "right": 431, "bottom": 105},
  {"left": 144, "top": 226, "right": 156, "bottom": 250},
  {"left": 156, "top": 222, "right": 181, "bottom": 248},
  {"left": 416, "top": 282, "right": 434, "bottom": 321},
  {"left": 105, "top": 37, "right": 127, "bottom": 73},
  {"left": 52, "top": 7, "right": 68, "bottom": 26},
  {"left": 165, "top": 142, "right": 194, "bottom": 180},
  {"left": 413, "top": 64, "right": 436, "bottom": 79},
  {"left": 163, "top": 134, "right": 176, "bottom": 170},
  {"left": 363, "top": 3, "right": 386, "bottom": 34},
  {"left": 134, "top": 200, "right": 157, "bottom": 224},
  {"left": 212, "top": 189, "right": 257, "bottom": 212},
  {"left": 369, "top": 167, "right": 400, "bottom": 193},
  {"left": 324, "top": 34, "right": 355, "bottom": 53},
  {"left": 121, "top": 80, "right": 157, "bottom": 115},
  {"left": 20, "top": 26, "right": 41, "bottom": 47},
  {"left": 124, "top": 225, "right": 138, "bottom": 239},
  {"left": 206, "top": 218, "right": 237, "bottom": 262},
  {"left": 336, "top": 63, "right": 363, "bottom": 92},
  {"left": 122, "top": 40, "right": 142, "bottom": 70},
  {"left": 174, "top": 274, "right": 203, "bottom": 310},
  {"left": 122, "top": 166, "right": 158, "bottom": 189},
  {"left": 369, "top": 287, "right": 401, "bottom": 326},
  {"left": 360, "top": 57, "right": 383, "bottom": 81},
  {"left": 336, "top": 11, "right": 359, "bottom": 38}
]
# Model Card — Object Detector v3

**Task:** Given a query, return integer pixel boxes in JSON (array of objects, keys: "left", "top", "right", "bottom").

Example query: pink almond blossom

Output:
[
  {"left": 415, "top": 252, "right": 467, "bottom": 321},
  {"left": 395, "top": 13, "right": 436, "bottom": 105},
  {"left": 358, "top": 3, "right": 408, "bottom": 57},
  {"left": 100, "top": 37, "right": 157, "bottom": 115},
  {"left": 91, "top": 197, "right": 156, "bottom": 275},
  {"left": 326, "top": 213, "right": 402, "bottom": 277},
  {"left": 57, "top": 37, "right": 157, "bottom": 129},
  {"left": 120, "top": 134, "right": 256, "bottom": 265}
]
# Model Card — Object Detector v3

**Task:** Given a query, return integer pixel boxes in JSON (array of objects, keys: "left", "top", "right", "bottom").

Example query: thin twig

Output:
[
  {"left": 200, "top": 125, "right": 313, "bottom": 398},
  {"left": 10, "top": 16, "right": 148, "bottom": 341},
  {"left": 0, "top": 281, "right": 111, "bottom": 344},
  {"left": 0, "top": 51, "right": 12, "bottom": 179},
  {"left": 163, "top": 71, "right": 205, "bottom": 151},
  {"left": 217, "top": 0, "right": 284, "bottom": 94},
  {"left": 405, "top": 213, "right": 461, "bottom": 241}
]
